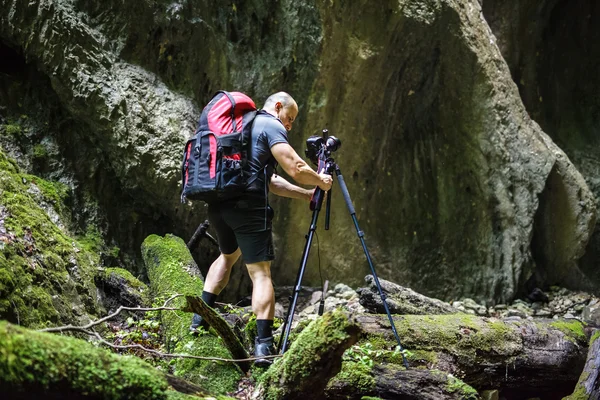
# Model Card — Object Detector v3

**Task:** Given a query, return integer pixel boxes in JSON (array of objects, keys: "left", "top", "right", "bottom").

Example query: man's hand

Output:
[{"left": 318, "top": 173, "right": 333, "bottom": 191}]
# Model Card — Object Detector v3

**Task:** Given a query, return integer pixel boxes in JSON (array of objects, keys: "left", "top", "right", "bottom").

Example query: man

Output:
[{"left": 190, "top": 92, "right": 333, "bottom": 366}]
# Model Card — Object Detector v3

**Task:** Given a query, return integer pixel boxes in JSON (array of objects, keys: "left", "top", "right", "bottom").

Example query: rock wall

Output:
[
  {"left": 0, "top": 0, "right": 596, "bottom": 305},
  {"left": 482, "top": 0, "right": 600, "bottom": 290}
]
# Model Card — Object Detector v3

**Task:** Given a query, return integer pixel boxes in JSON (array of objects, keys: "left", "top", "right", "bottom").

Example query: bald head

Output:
[
  {"left": 263, "top": 92, "right": 299, "bottom": 131},
  {"left": 263, "top": 92, "right": 297, "bottom": 111}
]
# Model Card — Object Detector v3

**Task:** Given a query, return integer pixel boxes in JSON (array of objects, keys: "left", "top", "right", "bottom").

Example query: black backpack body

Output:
[{"left": 181, "top": 91, "right": 258, "bottom": 203}]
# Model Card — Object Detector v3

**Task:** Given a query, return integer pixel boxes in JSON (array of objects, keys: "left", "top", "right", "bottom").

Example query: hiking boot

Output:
[
  {"left": 254, "top": 336, "right": 276, "bottom": 367},
  {"left": 189, "top": 313, "right": 209, "bottom": 335}
]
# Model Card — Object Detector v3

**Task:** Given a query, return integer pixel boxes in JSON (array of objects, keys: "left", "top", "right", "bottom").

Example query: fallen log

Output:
[
  {"left": 325, "top": 313, "right": 588, "bottom": 398},
  {"left": 357, "top": 275, "right": 461, "bottom": 315},
  {"left": 254, "top": 309, "right": 361, "bottom": 400},
  {"left": 0, "top": 321, "right": 205, "bottom": 400},
  {"left": 327, "top": 363, "right": 480, "bottom": 400},
  {"left": 142, "top": 234, "right": 242, "bottom": 395},
  {"left": 564, "top": 329, "right": 600, "bottom": 399}
]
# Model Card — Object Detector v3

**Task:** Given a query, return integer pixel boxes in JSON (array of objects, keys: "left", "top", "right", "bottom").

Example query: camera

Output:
[{"left": 305, "top": 131, "right": 341, "bottom": 165}]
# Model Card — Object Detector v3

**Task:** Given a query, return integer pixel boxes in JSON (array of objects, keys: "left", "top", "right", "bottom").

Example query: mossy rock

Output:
[
  {"left": 0, "top": 149, "right": 102, "bottom": 328},
  {"left": 0, "top": 321, "right": 169, "bottom": 399},
  {"left": 96, "top": 267, "right": 150, "bottom": 309}
]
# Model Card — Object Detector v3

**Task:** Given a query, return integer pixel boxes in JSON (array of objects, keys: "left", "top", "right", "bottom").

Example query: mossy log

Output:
[
  {"left": 349, "top": 314, "right": 588, "bottom": 398},
  {"left": 357, "top": 275, "right": 460, "bottom": 315},
  {"left": 254, "top": 309, "right": 361, "bottom": 400},
  {"left": 564, "top": 329, "right": 600, "bottom": 399},
  {"left": 0, "top": 321, "right": 205, "bottom": 400},
  {"left": 327, "top": 364, "right": 480, "bottom": 400},
  {"left": 141, "top": 234, "right": 242, "bottom": 395}
]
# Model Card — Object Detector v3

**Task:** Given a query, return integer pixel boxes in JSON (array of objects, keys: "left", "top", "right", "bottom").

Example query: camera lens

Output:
[{"left": 325, "top": 136, "right": 341, "bottom": 152}]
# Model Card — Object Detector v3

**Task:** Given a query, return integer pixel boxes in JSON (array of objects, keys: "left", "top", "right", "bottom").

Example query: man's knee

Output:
[{"left": 246, "top": 261, "right": 272, "bottom": 280}]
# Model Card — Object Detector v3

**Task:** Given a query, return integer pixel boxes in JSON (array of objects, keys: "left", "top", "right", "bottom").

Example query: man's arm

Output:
[
  {"left": 271, "top": 143, "right": 332, "bottom": 190},
  {"left": 269, "top": 174, "right": 313, "bottom": 201}
]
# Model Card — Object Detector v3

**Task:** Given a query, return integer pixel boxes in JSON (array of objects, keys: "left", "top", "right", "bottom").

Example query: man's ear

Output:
[{"left": 275, "top": 101, "right": 283, "bottom": 112}]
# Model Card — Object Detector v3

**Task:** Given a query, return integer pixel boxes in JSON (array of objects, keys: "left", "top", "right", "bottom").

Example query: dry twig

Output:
[{"left": 39, "top": 293, "right": 183, "bottom": 333}]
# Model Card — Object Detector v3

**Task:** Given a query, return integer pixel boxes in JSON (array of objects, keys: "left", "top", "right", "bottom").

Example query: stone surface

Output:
[
  {"left": 482, "top": 0, "right": 600, "bottom": 290},
  {"left": 0, "top": 0, "right": 596, "bottom": 305}
]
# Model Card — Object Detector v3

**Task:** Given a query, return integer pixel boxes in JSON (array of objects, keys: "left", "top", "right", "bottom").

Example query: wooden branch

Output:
[
  {"left": 87, "top": 330, "right": 278, "bottom": 364},
  {"left": 39, "top": 294, "right": 183, "bottom": 333},
  {"left": 182, "top": 295, "right": 251, "bottom": 373}
]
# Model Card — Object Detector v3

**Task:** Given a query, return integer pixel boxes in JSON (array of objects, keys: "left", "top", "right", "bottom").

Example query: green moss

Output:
[
  {"left": 0, "top": 149, "right": 101, "bottom": 327},
  {"left": 142, "top": 234, "right": 240, "bottom": 395},
  {"left": 142, "top": 234, "right": 204, "bottom": 338},
  {"left": 32, "top": 144, "right": 48, "bottom": 160},
  {"left": 550, "top": 320, "right": 587, "bottom": 343},
  {"left": 244, "top": 314, "right": 257, "bottom": 345},
  {"left": 22, "top": 173, "right": 69, "bottom": 215},
  {"left": 0, "top": 150, "right": 19, "bottom": 173},
  {"left": 364, "top": 314, "right": 522, "bottom": 367},
  {"left": 166, "top": 391, "right": 235, "bottom": 400},
  {"left": 445, "top": 373, "right": 478, "bottom": 398},
  {"left": 328, "top": 361, "right": 375, "bottom": 393},
  {"left": 2, "top": 124, "right": 22, "bottom": 137},
  {"left": 173, "top": 335, "right": 241, "bottom": 394},
  {"left": 0, "top": 321, "right": 169, "bottom": 399},
  {"left": 105, "top": 267, "right": 144, "bottom": 289},
  {"left": 258, "top": 309, "right": 359, "bottom": 399},
  {"left": 77, "top": 225, "right": 104, "bottom": 254},
  {"left": 563, "top": 379, "right": 590, "bottom": 400}
]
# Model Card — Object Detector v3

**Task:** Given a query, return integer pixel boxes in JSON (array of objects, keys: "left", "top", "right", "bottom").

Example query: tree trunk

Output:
[
  {"left": 141, "top": 234, "right": 242, "bottom": 395},
  {"left": 326, "top": 313, "right": 588, "bottom": 399},
  {"left": 564, "top": 329, "right": 600, "bottom": 399}
]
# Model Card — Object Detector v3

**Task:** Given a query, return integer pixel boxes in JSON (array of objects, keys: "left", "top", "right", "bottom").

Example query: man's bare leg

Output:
[
  {"left": 190, "top": 248, "right": 241, "bottom": 334},
  {"left": 246, "top": 260, "right": 276, "bottom": 366},
  {"left": 246, "top": 260, "right": 275, "bottom": 319},
  {"left": 204, "top": 248, "right": 242, "bottom": 295}
]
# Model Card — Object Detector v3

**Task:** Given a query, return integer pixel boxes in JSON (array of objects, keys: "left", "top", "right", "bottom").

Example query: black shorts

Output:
[{"left": 207, "top": 197, "right": 274, "bottom": 263}]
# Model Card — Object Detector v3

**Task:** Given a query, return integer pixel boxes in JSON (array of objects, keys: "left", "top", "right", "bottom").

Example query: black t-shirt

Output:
[{"left": 245, "top": 110, "right": 289, "bottom": 197}]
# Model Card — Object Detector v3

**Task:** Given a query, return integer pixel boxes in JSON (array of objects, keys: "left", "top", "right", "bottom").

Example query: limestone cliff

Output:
[{"left": 0, "top": 0, "right": 595, "bottom": 306}]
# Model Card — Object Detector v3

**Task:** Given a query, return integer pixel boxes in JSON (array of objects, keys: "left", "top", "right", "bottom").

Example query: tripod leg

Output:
[
  {"left": 278, "top": 197, "right": 324, "bottom": 354},
  {"left": 334, "top": 166, "right": 409, "bottom": 368}
]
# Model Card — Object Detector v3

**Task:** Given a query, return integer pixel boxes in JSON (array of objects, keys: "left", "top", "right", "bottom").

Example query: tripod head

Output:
[
  {"left": 305, "top": 129, "right": 341, "bottom": 166},
  {"left": 306, "top": 130, "right": 341, "bottom": 214}
]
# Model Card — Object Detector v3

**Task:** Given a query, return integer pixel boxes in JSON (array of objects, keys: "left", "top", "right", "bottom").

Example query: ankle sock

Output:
[
  {"left": 202, "top": 291, "right": 218, "bottom": 308},
  {"left": 194, "top": 291, "right": 217, "bottom": 330},
  {"left": 256, "top": 319, "right": 273, "bottom": 339}
]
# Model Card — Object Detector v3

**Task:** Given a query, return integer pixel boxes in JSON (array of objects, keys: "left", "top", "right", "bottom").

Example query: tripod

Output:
[{"left": 277, "top": 156, "right": 409, "bottom": 368}]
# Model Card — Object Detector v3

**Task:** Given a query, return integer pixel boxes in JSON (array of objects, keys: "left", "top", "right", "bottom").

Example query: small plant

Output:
[
  {"left": 344, "top": 342, "right": 413, "bottom": 368},
  {"left": 344, "top": 342, "right": 381, "bottom": 368}
]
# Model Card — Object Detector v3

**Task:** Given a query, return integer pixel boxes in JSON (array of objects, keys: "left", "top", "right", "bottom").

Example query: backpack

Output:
[{"left": 181, "top": 91, "right": 258, "bottom": 203}]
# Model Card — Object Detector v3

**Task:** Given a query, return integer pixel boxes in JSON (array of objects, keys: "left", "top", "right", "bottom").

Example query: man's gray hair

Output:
[{"left": 263, "top": 92, "right": 296, "bottom": 109}]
